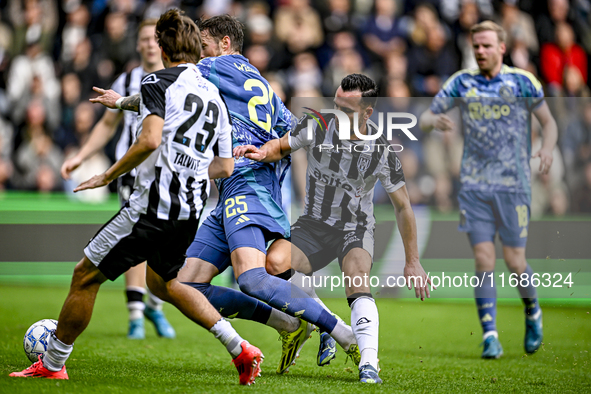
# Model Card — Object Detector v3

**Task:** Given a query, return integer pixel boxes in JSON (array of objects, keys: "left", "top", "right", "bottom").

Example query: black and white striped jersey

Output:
[
  {"left": 128, "top": 63, "right": 232, "bottom": 221},
  {"left": 289, "top": 113, "right": 405, "bottom": 231},
  {"left": 110, "top": 66, "right": 146, "bottom": 176}
]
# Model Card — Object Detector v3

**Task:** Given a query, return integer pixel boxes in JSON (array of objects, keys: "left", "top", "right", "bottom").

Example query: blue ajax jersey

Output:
[
  {"left": 197, "top": 55, "right": 293, "bottom": 177},
  {"left": 430, "top": 65, "right": 544, "bottom": 194}
]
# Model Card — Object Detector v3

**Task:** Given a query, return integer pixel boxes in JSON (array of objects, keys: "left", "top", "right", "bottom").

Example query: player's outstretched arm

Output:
[
  {"left": 532, "top": 101, "right": 558, "bottom": 175},
  {"left": 388, "top": 185, "right": 433, "bottom": 300},
  {"left": 418, "top": 109, "right": 454, "bottom": 133},
  {"left": 90, "top": 88, "right": 141, "bottom": 113},
  {"left": 74, "top": 115, "right": 163, "bottom": 192},
  {"left": 233, "top": 133, "right": 292, "bottom": 163},
  {"left": 61, "top": 109, "right": 123, "bottom": 179}
]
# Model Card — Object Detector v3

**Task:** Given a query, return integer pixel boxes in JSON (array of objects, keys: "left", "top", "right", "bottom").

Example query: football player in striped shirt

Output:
[
  {"left": 419, "top": 21, "right": 557, "bottom": 358},
  {"left": 61, "top": 19, "right": 176, "bottom": 341},
  {"left": 11, "top": 10, "right": 263, "bottom": 385},
  {"left": 234, "top": 73, "right": 432, "bottom": 383},
  {"left": 90, "top": 14, "right": 360, "bottom": 375}
]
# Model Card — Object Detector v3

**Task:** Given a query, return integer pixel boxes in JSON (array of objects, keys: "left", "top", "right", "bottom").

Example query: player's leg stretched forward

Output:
[
  {"left": 10, "top": 258, "right": 262, "bottom": 385},
  {"left": 124, "top": 263, "right": 175, "bottom": 339},
  {"left": 266, "top": 239, "right": 347, "bottom": 368},
  {"left": 182, "top": 222, "right": 356, "bottom": 373}
]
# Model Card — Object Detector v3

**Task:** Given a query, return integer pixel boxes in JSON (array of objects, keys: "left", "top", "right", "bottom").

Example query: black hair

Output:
[
  {"left": 340, "top": 73, "right": 379, "bottom": 108},
  {"left": 196, "top": 14, "right": 244, "bottom": 53}
]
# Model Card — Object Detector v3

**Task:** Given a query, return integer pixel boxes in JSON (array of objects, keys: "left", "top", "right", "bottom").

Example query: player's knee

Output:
[
  {"left": 147, "top": 275, "right": 170, "bottom": 302},
  {"left": 72, "top": 259, "right": 105, "bottom": 289},
  {"left": 265, "top": 250, "right": 289, "bottom": 276}
]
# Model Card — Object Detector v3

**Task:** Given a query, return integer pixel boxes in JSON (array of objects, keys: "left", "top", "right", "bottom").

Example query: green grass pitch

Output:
[{"left": 0, "top": 285, "right": 589, "bottom": 393}]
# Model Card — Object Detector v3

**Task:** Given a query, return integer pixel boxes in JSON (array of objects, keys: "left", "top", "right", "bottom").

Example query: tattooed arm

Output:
[{"left": 89, "top": 87, "right": 141, "bottom": 113}]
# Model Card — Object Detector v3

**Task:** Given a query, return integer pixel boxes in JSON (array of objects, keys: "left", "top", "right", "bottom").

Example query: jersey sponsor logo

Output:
[
  {"left": 356, "top": 317, "right": 371, "bottom": 325},
  {"left": 395, "top": 157, "right": 402, "bottom": 172},
  {"left": 312, "top": 168, "right": 354, "bottom": 192},
  {"left": 141, "top": 74, "right": 160, "bottom": 84},
  {"left": 468, "top": 102, "right": 511, "bottom": 120}
]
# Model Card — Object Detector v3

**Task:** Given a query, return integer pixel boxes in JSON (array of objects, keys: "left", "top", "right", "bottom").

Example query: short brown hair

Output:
[
  {"left": 470, "top": 21, "right": 506, "bottom": 44},
  {"left": 139, "top": 18, "right": 158, "bottom": 32},
  {"left": 197, "top": 15, "right": 244, "bottom": 53},
  {"left": 156, "top": 9, "right": 201, "bottom": 63}
]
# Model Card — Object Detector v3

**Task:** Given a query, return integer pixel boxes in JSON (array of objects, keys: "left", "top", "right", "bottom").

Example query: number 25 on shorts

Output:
[{"left": 225, "top": 196, "right": 248, "bottom": 218}]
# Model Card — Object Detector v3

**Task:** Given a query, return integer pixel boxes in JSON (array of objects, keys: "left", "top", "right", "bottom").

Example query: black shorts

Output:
[
  {"left": 84, "top": 206, "right": 198, "bottom": 282},
  {"left": 291, "top": 216, "right": 374, "bottom": 274}
]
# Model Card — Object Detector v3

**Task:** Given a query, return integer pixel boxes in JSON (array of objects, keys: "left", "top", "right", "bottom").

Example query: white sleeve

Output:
[
  {"left": 288, "top": 114, "right": 315, "bottom": 151},
  {"left": 215, "top": 98, "right": 233, "bottom": 158}
]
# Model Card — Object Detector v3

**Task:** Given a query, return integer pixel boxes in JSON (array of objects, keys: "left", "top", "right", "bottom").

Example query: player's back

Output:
[
  {"left": 130, "top": 63, "right": 232, "bottom": 220},
  {"left": 197, "top": 55, "right": 291, "bottom": 156}
]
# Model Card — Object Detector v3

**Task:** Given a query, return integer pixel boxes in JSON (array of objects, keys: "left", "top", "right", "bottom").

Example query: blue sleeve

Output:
[
  {"left": 430, "top": 73, "right": 460, "bottom": 114},
  {"left": 197, "top": 58, "right": 216, "bottom": 86},
  {"left": 272, "top": 99, "right": 294, "bottom": 138}
]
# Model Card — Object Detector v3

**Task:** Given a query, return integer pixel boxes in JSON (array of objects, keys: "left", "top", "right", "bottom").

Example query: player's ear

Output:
[
  {"left": 364, "top": 106, "right": 374, "bottom": 120},
  {"left": 222, "top": 35, "right": 231, "bottom": 52}
]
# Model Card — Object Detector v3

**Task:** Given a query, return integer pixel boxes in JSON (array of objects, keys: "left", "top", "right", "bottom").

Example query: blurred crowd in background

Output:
[{"left": 0, "top": 0, "right": 591, "bottom": 217}]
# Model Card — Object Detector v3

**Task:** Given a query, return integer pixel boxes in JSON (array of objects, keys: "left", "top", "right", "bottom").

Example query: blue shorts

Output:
[
  {"left": 186, "top": 165, "right": 290, "bottom": 273},
  {"left": 186, "top": 216, "right": 268, "bottom": 273},
  {"left": 458, "top": 190, "right": 530, "bottom": 248}
]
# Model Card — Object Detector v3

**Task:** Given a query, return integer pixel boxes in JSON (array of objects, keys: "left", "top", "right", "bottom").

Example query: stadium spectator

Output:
[
  {"left": 8, "top": 0, "right": 57, "bottom": 56},
  {"left": 540, "top": 22, "right": 587, "bottom": 93},
  {"left": 561, "top": 99, "right": 591, "bottom": 188},
  {"left": 62, "top": 38, "right": 102, "bottom": 98},
  {"left": 286, "top": 51, "right": 322, "bottom": 92},
  {"left": 572, "top": 160, "right": 591, "bottom": 212},
  {"left": 451, "top": 0, "right": 479, "bottom": 70},
  {"left": 361, "top": 0, "right": 406, "bottom": 62},
  {"left": 12, "top": 109, "right": 63, "bottom": 192},
  {"left": 322, "top": 0, "right": 356, "bottom": 36},
  {"left": 60, "top": 3, "right": 90, "bottom": 63},
  {"left": 97, "top": 12, "right": 137, "bottom": 78},
  {"left": 498, "top": 0, "right": 538, "bottom": 71},
  {"left": 0, "top": 115, "right": 13, "bottom": 189},
  {"left": 274, "top": 0, "right": 324, "bottom": 55},
  {"left": 407, "top": 23, "right": 458, "bottom": 96},
  {"left": 5, "top": 40, "right": 60, "bottom": 128}
]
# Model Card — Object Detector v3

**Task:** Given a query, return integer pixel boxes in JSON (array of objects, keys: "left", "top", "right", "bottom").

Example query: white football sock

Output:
[
  {"left": 290, "top": 271, "right": 332, "bottom": 314},
  {"left": 43, "top": 333, "right": 73, "bottom": 372},
  {"left": 210, "top": 319, "right": 243, "bottom": 358},
  {"left": 483, "top": 330, "right": 498, "bottom": 340},
  {"left": 146, "top": 288, "right": 164, "bottom": 311},
  {"left": 127, "top": 286, "right": 145, "bottom": 320},
  {"left": 351, "top": 296, "right": 379, "bottom": 370},
  {"left": 266, "top": 308, "right": 301, "bottom": 333},
  {"left": 328, "top": 320, "right": 357, "bottom": 351}
]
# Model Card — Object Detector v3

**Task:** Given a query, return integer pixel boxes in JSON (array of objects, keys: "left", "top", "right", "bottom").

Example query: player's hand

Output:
[
  {"left": 89, "top": 87, "right": 121, "bottom": 109},
  {"left": 60, "top": 156, "right": 83, "bottom": 180},
  {"left": 233, "top": 145, "right": 267, "bottom": 161},
  {"left": 74, "top": 173, "right": 109, "bottom": 192},
  {"left": 404, "top": 261, "right": 433, "bottom": 301},
  {"left": 532, "top": 147, "right": 553, "bottom": 175},
  {"left": 435, "top": 114, "right": 454, "bottom": 132}
]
